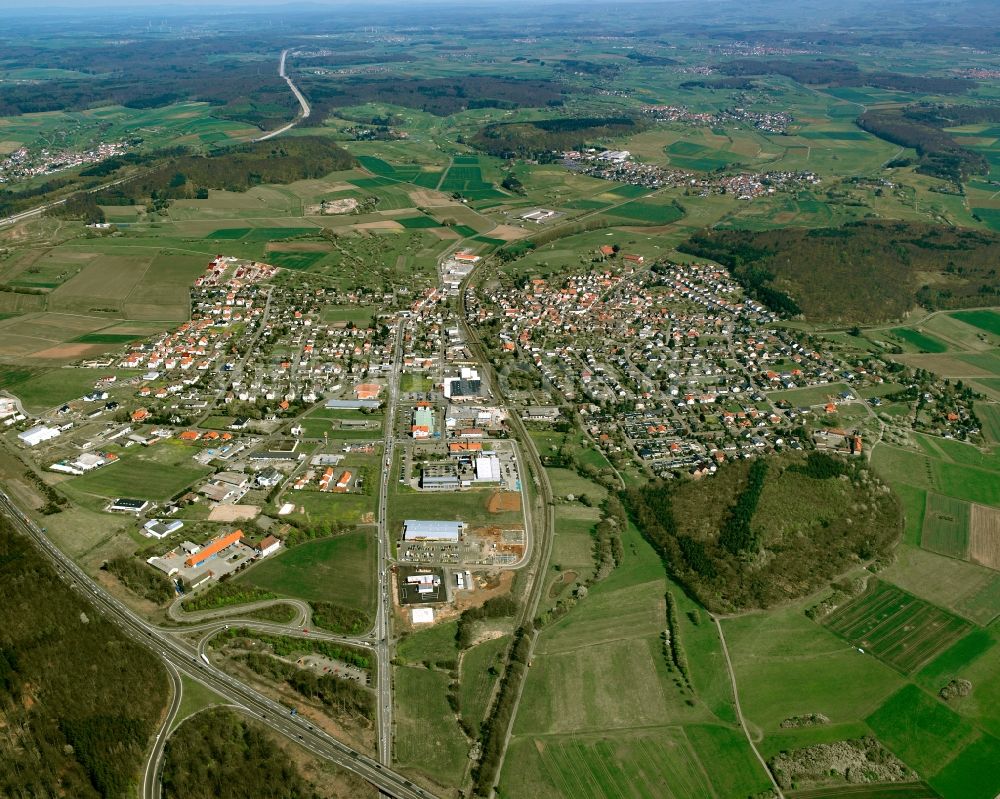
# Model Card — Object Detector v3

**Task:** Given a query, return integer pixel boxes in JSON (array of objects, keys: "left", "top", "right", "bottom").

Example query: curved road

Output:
[
  {"left": 0, "top": 490, "right": 436, "bottom": 799},
  {"left": 255, "top": 50, "right": 312, "bottom": 142}
]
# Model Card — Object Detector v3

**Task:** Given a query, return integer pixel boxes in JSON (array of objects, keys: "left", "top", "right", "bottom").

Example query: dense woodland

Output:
[
  {"left": 680, "top": 221, "right": 1000, "bottom": 323},
  {"left": 858, "top": 107, "right": 990, "bottom": 182},
  {"left": 470, "top": 116, "right": 645, "bottom": 159},
  {"left": 295, "top": 74, "right": 568, "bottom": 120},
  {"left": 162, "top": 709, "right": 321, "bottom": 799},
  {"left": 718, "top": 58, "right": 975, "bottom": 95},
  {"left": 0, "top": 517, "right": 168, "bottom": 798},
  {"left": 91, "top": 137, "right": 354, "bottom": 206},
  {"left": 0, "top": 38, "right": 300, "bottom": 129},
  {"left": 626, "top": 452, "right": 902, "bottom": 612}
]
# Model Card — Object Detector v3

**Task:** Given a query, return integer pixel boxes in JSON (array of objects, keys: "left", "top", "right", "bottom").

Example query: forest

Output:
[
  {"left": 0, "top": 37, "right": 299, "bottom": 129},
  {"left": 162, "top": 709, "right": 321, "bottom": 799},
  {"left": 717, "top": 58, "right": 976, "bottom": 94},
  {"left": 626, "top": 452, "right": 902, "bottom": 612},
  {"left": 0, "top": 517, "right": 168, "bottom": 799},
  {"left": 92, "top": 137, "right": 354, "bottom": 205},
  {"left": 470, "top": 116, "right": 645, "bottom": 159},
  {"left": 857, "top": 108, "right": 988, "bottom": 182},
  {"left": 296, "top": 74, "right": 568, "bottom": 120},
  {"left": 680, "top": 221, "right": 1000, "bottom": 323}
]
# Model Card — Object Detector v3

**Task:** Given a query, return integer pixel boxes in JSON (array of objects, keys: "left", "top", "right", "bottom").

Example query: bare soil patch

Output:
[
  {"left": 208, "top": 504, "right": 260, "bottom": 522},
  {"left": 969, "top": 503, "right": 1000, "bottom": 571},
  {"left": 408, "top": 189, "right": 452, "bottom": 206},
  {"left": 484, "top": 224, "right": 529, "bottom": 241},
  {"left": 353, "top": 221, "right": 404, "bottom": 231},
  {"left": 488, "top": 491, "right": 522, "bottom": 513},
  {"left": 264, "top": 241, "right": 332, "bottom": 253},
  {"left": 33, "top": 343, "right": 107, "bottom": 360}
]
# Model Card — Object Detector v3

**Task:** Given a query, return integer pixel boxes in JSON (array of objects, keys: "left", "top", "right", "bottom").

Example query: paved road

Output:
[
  {"left": 143, "top": 660, "right": 183, "bottom": 799},
  {"left": 255, "top": 50, "right": 311, "bottom": 143},
  {"left": 375, "top": 321, "right": 405, "bottom": 766},
  {"left": 0, "top": 490, "right": 438, "bottom": 799}
]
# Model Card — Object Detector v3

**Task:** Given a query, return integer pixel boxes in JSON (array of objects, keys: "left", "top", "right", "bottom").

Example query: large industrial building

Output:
[{"left": 402, "top": 519, "right": 463, "bottom": 542}]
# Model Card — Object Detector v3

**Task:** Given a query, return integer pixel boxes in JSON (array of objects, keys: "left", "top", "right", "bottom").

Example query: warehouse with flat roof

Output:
[{"left": 402, "top": 519, "right": 463, "bottom": 542}]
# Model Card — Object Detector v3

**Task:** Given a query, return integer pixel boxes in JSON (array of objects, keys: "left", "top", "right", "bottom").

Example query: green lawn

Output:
[
  {"left": 397, "top": 621, "right": 459, "bottom": 665},
  {"left": 65, "top": 458, "right": 209, "bottom": 501},
  {"left": 393, "top": 666, "right": 469, "bottom": 790},
  {"left": 459, "top": 635, "right": 508, "bottom": 730},
  {"left": 241, "top": 532, "right": 374, "bottom": 614}
]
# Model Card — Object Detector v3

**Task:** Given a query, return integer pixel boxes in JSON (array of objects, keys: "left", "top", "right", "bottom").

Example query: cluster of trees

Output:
[
  {"left": 456, "top": 595, "right": 518, "bottom": 649},
  {"left": 296, "top": 74, "right": 567, "bottom": 120},
  {"left": 592, "top": 494, "right": 627, "bottom": 581},
  {"left": 309, "top": 600, "right": 370, "bottom": 636},
  {"left": 215, "top": 629, "right": 372, "bottom": 671},
  {"left": 718, "top": 58, "right": 975, "bottom": 95},
  {"left": 858, "top": 108, "right": 988, "bottom": 182},
  {"left": 91, "top": 137, "right": 354, "bottom": 209},
  {"left": 679, "top": 77, "right": 757, "bottom": 90},
  {"left": 718, "top": 460, "right": 768, "bottom": 555},
  {"left": 240, "top": 653, "right": 373, "bottom": 721},
  {"left": 470, "top": 115, "right": 644, "bottom": 160},
  {"left": 0, "top": 517, "right": 168, "bottom": 798},
  {"left": 162, "top": 709, "right": 315, "bottom": 799},
  {"left": 181, "top": 583, "right": 277, "bottom": 613},
  {"left": 472, "top": 629, "right": 532, "bottom": 796},
  {"left": 626, "top": 453, "right": 902, "bottom": 612},
  {"left": 663, "top": 591, "right": 691, "bottom": 689},
  {"left": 680, "top": 221, "right": 1000, "bottom": 323},
  {"left": 104, "top": 555, "right": 174, "bottom": 604},
  {"left": 626, "top": 51, "right": 679, "bottom": 66}
]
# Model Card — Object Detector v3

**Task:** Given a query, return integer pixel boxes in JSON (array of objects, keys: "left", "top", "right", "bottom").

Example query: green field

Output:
[
  {"left": 920, "top": 493, "right": 971, "bottom": 559},
  {"left": 397, "top": 621, "right": 459, "bottom": 665},
  {"left": 241, "top": 532, "right": 374, "bottom": 614},
  {"left": 821, "top": 581, "right": 971, "bottom": 674},
  {"left": 892, "top": 328, "right": 949, "bottom": 353},
  {"left": 65, "top": 457, "right": 209, "bottom": 502},
  {"left": 950, "top": 310, "right": 1000, "bottom": 337},
  {"left": 459, "top": 635, "right": 508, "bottom": 730},
  {"left": 393, "top": 666, "right": 469, "bottom": 790}
]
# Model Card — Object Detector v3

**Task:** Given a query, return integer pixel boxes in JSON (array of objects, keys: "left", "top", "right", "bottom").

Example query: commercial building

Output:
[
  {"left": 474, "top": 455, "right": 502, "bottom": 483},
  {"left": 411, "top": 403, "right": 436, "bottom": 439},
  {"left": 18, "top": 425, "right": 60, "bottom": 447},
  {"left": 402, "top": 519, "right": 463, "bottom": 542},
  {"left": 185, "top": 530, "right": 243, "bottom": 568},
  {"left": 109, "top": 498, "right": 150, "bottom": 514},
  {"left": 143, "top": 519, "right": 184, "bottom": 539}
]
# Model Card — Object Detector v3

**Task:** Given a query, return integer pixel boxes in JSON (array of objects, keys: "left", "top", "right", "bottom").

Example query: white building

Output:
[
  {"left": 474, "top": 455, "right": 502, "bottom": 483},
  {"left": 402, "top": 519, "right": 463, "bottom": 542},
  {"left": 143, "top": 519, "right": 185, "bottom": 539},
  {"left": 18, "top": 425, "right": 60, "bottom": 447}
]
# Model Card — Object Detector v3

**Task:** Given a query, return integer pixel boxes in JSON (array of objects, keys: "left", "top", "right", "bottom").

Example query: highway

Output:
[
  {"left": 375, "top": 320, "right": 405, "bottom": 766},
  {"left": 255, "top": 49, "right": 312, "bottom": 142},
  {"left": 0, "top": 489, "right": 438, "bottom": 799}
]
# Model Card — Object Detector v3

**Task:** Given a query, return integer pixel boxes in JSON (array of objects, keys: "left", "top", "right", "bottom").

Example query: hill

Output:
[
  {"left": 679, "top": 221, "right": 1000, "bottom": 323},
  {"left": 0, "top": 516, "right": 168, "bottom": 798},
  {"left": 626, "top": 452, "right": 902, "bottom": 613}
]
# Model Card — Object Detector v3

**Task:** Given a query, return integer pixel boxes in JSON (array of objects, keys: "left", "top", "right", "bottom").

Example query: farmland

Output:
[{"left": 821, "top": 581, "right": 972, "bottom": 674}]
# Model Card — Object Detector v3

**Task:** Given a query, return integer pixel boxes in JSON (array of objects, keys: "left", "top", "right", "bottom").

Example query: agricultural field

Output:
[
  {"left": 821, "top": 581, "right": 972, "bottom": 674},
  {"left": 459, "top": 635, "right": 508, "bottom": 731},
  {"left": 240, "top": 531, "right": 374, "bottom": 613},
  {"left": 919, "top": 493, "right": 970, "bottom": 559}
]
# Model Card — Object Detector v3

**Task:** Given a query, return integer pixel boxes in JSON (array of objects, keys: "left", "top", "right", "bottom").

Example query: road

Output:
[
  {"left": 255, "top": 49, "right": 312, "bottom": 143},
  {"left": 0, "top": 490, "right": 438, "bottom": 799},
  {"left": 143, "top": 661, "right": 182, "bottom": 799},
  {"left": 375, "top": 321, "right": 405, "bottom": 766}
]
